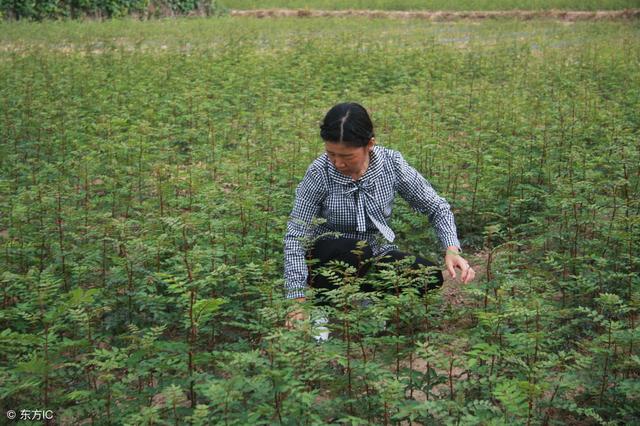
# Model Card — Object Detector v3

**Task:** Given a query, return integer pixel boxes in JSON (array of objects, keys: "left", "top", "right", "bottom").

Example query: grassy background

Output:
[{"left": 219, "top": 0, "right": 640, "bottom": 11}]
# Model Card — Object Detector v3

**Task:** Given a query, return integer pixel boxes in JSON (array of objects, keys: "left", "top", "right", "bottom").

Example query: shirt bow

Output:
[{"left": 342, "top": 180, "right": 395, "bottom": 243}]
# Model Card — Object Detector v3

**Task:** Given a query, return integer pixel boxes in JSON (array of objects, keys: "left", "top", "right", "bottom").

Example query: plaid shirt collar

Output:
[{"left": 323, "top": 146, "right": 395, "bottom": 242}]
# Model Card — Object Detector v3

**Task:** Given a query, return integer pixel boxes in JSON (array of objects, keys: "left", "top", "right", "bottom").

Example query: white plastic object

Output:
[{"left": 312, "top": 316, "right": 330, "bottom": 342}]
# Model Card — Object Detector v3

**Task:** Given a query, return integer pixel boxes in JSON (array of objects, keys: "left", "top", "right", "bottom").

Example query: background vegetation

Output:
[
  {"left": 0, "top": 0, "right": 227, "bottom": 20},
  {"left": 1, "top": 16, "right": 639, "bottom": 425},
  {"left": 3, "top": 0, "right": 640, "bottom": 20},
  {"left": 222, "top": 0, "right": 640, "bottom": 11}
]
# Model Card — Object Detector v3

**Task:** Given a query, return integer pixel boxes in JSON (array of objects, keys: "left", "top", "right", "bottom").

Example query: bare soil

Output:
[{"left": 231, "top": 8, "right": 640, "bottom": 21}]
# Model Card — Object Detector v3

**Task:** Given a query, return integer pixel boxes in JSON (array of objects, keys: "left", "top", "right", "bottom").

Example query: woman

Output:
[{"left": 284, "top": 102, "right": 474, "bottom": 327}]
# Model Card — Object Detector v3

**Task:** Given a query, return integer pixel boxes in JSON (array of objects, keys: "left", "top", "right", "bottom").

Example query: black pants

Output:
[{"left": 307, "top": 238, "right": 444, "bottom": 306}]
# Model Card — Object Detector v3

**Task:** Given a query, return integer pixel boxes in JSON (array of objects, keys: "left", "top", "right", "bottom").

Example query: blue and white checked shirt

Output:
[{"left": 283, "top": 145, "right": 461, "bottom": 299}]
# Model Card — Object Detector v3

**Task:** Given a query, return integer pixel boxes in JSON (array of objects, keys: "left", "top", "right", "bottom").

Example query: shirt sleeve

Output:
[
  {"left": 393, "top": 151, "right": 461, "bottom": 250},
  {"left": 283, "top": 165, "right": 327, "bottom": 299}
]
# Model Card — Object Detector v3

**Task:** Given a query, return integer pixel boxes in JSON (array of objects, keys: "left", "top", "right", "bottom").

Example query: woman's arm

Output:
[
  {"left": 393, "top": 151, "right": 475, "bottom": 283},
  {"left": 393, "top": 150, "right": 461, "bottom": 250},
  {"left": 283, "top": 165, "right": 327, "bottom": 300}
]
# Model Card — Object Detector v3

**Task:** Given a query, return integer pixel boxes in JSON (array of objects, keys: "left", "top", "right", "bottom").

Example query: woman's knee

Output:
[
  {"left": 379, "top": 250, "right": 443, "bottom": 292},
  {"left": 412, "top": 256, "right": 444, "bottom": 290},
  {"left": 311, "top": 238, "right": 373, "bottom": 269},
  {"left": 307, "top": 238, "right": 373, "bottom": 290}
]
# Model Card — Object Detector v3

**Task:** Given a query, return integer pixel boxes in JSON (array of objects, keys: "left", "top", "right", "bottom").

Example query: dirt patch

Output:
[
  {"left": 231, "top": 9, "right": 640, "bottom": 21},
  {"left": 440, "top": 250, "right": 488, "bottom": 309},
  {"left": 401, "top": 354, "right": 468, "bottom": 402}
]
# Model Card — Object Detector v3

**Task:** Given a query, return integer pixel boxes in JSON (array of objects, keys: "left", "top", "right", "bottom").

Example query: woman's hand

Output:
[
  {"left": 445, "top": 246, "right": 475, "bottom": 284},
  {"left": 285, "top": 297, "right": 307, "bottom": 329}
]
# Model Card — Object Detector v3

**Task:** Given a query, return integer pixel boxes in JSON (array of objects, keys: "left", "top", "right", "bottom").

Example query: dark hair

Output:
[{"left": 320, "top": 102, "right": 375, "bottom": 148}]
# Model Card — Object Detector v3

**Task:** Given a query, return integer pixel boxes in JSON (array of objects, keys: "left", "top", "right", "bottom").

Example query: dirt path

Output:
[{"left": 231, "top": 8, "right": 640, "bottom": 21}]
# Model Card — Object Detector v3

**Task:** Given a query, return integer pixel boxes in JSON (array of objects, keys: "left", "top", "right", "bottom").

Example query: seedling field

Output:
[{"left": 1, "top": 16, "right": 639, "bottom": 425}]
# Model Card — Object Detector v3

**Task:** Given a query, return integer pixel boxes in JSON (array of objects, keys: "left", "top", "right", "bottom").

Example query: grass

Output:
[{"left": 219, "top": 0, "right": 640, "bottom": 11}]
